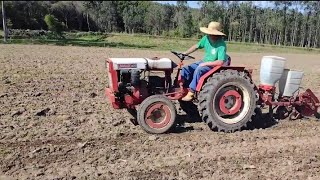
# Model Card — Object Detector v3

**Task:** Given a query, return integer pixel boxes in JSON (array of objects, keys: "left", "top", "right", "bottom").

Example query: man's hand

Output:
[{"left": 177, "top": 53, "right": 185, "bottom": 60}]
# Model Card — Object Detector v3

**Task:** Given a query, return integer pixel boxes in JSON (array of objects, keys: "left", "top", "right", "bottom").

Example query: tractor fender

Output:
[{"left": 196, "top": 66, "right": 247, "bottom": 92}]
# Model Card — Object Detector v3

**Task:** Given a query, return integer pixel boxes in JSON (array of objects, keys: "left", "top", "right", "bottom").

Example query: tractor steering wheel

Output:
[{"left": 171, "top": 51, "right": 195, "bottom": 61}]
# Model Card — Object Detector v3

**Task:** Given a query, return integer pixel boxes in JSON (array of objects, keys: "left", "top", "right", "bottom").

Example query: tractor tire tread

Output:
[
  {"left": 137, "top": 95, "right": 177, "bottom": 134},
  {"left": 198, "top": 69, "right": 258, "bottom": 132}
]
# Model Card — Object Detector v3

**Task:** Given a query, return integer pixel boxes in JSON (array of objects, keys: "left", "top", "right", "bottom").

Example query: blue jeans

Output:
[{"left": 181, "top": 61, "right": 213, "bottom": 92}]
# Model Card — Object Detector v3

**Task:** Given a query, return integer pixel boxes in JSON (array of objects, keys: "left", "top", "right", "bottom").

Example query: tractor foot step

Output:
[{"left": 130, "top": 118, "right": 139, "bottom": 126}]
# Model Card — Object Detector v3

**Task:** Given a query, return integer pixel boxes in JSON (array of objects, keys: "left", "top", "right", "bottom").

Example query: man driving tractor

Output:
[{"left": 181, "top": 21, "right": 228, "bottom": 101}]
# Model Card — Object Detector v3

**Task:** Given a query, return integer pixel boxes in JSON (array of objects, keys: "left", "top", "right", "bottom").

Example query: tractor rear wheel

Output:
[
  {"left": 199, "top": 69, "right": 258, "bottom": 132},
  {"left": 137, "top": 95, "right": 177, "bottom": 134}
]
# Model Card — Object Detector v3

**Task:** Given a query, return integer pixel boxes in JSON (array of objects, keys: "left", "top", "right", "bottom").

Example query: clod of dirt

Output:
[
  {"left": 32, "top": 148, "right": 42, "bottom": 154},
  {"left": 0, "top": 93, "right": 8, "bottom": 98},
  {"left": 113, "top": 132, "right": 125, "bottom": 138},
  {"left": 89, "top": 92, "right": 97, "bottom": 98},
  {"left": 35, "top": 172, "right": 45, "bottom": 177},
  {"left": 243, "top": 164, "right": 256, "bottom": 170},
  {"left": 36, "top": 165, "right": 45, "bottom": 169},
  {"left": 33, "top": 92, "right": 42, "bottom": 97},
  {"left": 148, "top": 135, "right": 159, "bottom": 141},
  {"left": 4, "top": 79, "right": 11, "bottom": 84},
  {"left": 84, "top": 109, "right": 93, "bottom": 115},
  {"left": 48, "top": 109, "right": 56, "bottom": 116},
  {"left": 35, "top": 108, "right": 51, "bottom": 116},
  {"left": 11, "top": 108, "right": 26, "bottom": 117},
  {"left": 112, "top": 120, "right": 126, "bottom": 127},
  {"left": 2, "top": 76, "right": 11, "bottom": 84},
  {"left": 77, "top": 141, "right": 89, "bottom": 149}
]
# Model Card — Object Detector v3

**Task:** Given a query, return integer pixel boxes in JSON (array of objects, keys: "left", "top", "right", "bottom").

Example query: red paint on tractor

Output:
[
  {"left": 132, "top": 87, "right": 148, "bottom": 104},
  {"left": 195, "top": 66, "right": 246, "bottom": 92},
  {"left": 124, "top": 95, "right": 134, "bottom": 105},
  {"left": 258, "top": 84, "right": 276, "bottom": 106},
  {"left": 145, "top": 103, "right": 171, "bottom": 129},
  {"left": 219, "top": 90, "right": 242, "bottom": 115},
  {"left": 259, "top": 84, "right": 275, "bottom": 92},
  {"left": 107, "top": 59, "right": 119, "bottom": 92},
  {"left": 165, "top": 88, "right": 189, "bottom": 100},
  {"left": 105, "top": 88, "right": 120, "bottom": 109},
  {"left": 196, "top": 66, "right": 222, "bottom": 92}
]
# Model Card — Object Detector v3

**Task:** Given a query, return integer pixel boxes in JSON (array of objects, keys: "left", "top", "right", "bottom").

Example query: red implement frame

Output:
[{"left": 259, "top": 84, "right": 320, "bottom": 117}]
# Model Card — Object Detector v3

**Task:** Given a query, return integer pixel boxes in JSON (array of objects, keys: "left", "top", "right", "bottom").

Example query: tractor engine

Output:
[{"left": 105, "top": 57, "right": 177, "bottom": 109}]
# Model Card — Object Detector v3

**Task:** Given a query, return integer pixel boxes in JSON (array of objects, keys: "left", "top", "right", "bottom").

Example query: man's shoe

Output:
[{"left": 181, "top": 91, "right": 194, "bottom": 101}]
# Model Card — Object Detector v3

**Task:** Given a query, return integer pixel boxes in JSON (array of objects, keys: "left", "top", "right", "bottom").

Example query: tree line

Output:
[{"left": 1, "top": 1, "right": 320, "bottom": 48}]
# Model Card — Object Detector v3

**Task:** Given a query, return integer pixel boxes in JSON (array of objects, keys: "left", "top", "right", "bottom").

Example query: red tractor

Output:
[{"left": 105, "top": 51, "right": 320, "bottom": 134}]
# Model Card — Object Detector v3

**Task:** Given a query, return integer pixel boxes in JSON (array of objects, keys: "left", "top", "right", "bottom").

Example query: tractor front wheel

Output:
[
  {"left": 199, "top": 69, "right": 258, "bottom": 132},
  {"left": 137, "top": 95, "right": 177, "bottom": 134}
]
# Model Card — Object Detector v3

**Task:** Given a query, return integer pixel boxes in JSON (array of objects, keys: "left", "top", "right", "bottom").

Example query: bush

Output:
[
  {"left": 8, "top": 29, "right": 50, "bottom": 39},
  {"left": 161, "top": 29, "right": 181, "bottom": 38},
  {"left": 44, "top": 14, "right": 65, "bottom": 39}
]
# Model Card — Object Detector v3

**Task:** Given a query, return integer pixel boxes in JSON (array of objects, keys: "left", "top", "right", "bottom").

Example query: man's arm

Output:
[
  {"left": 183, "top": 36, "right": 206, "bottom": 55},
  {"left": 183, "top": 44, "right": 198, "bottom": 55},
  {"left": 200, "top": 60, "right": 224, "bottom": 67}
]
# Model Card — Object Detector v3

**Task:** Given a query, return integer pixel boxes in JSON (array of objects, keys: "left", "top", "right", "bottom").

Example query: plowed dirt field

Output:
[{"left": 1, "top": 44, "right": 320, "bottom": 180}]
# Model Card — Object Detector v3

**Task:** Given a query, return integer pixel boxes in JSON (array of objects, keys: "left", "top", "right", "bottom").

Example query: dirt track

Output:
[{"left": 1, "top": 44, "right": 320, "bottom": 180}]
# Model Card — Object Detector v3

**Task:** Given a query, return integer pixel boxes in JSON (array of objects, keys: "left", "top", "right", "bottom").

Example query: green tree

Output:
[
  {"left": 51, "top": 1, "right": 75, "bottom": 30},
  {"left": 145, "top": 3, "right": 166, "bottom": 35},
  {"left": 174, "top": 1, "right": 193, "bottom": 38},
  {"left": 199, "top": 1, "right": 224, "bottom": 26},
  {"left": 44, "top": 14, "right": 64, "bottom": 38},
  {"left": 122, "top": 1, "right": 147, "bottom": 34},
  {"left": 274, "top": 1, "right": 292, "bottom": 45},
  {"left": 162, "top": 3, "right": 175, "bottom": 32}
]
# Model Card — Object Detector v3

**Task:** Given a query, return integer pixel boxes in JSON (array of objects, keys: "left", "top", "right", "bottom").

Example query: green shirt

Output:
[{"left": 197, "top": 35, "right": 227, "bottom": 62}]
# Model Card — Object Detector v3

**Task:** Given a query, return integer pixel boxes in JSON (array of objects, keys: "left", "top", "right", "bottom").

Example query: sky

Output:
[{"left": 155, "top": 1, "right": 274, "bottom": 9}]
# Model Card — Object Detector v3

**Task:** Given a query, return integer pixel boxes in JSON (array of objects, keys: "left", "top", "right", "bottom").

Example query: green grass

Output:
[{"left": 1, "top": 32, "right": 319, "bottom": 54}]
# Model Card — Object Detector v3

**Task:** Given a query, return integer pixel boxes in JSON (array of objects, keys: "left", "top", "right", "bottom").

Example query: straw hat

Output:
[{"left": 200, "top": 21, "right": 226, "bottom": 36}]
